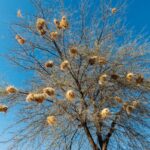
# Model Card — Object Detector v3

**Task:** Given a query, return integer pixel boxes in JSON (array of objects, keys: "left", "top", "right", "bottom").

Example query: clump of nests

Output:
[
  {"left": 26, "top": 93, "right": 48, "bottom": 103},
  {"left": 89, "top": 55, "right": 107, "bottom": 65},
  {"left": 88, "top": 55, "right": 107, "bottom": 65},
  {"left": 126, "top": 72, "right": 144, "bottom": 84},
  {"left": 26, "top": 87, "right": 55, "bottom": 103},
  {"left": 123, "top": 100, "right": 140, "bottom": 115}
]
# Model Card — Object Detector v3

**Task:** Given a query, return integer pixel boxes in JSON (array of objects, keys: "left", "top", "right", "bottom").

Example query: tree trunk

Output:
[
  {"left": 83, "top": 125, "right": 99, "bottom": 150},
  {"left": 102, "top": 141, "right": 107, "bottom": 150}
]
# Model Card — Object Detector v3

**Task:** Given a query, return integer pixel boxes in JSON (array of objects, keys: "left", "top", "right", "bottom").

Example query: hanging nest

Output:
[
  {"left": 100, "top": 108, "right": 110, "bottom": 119},
  {"left": 36, "top": 18, "right": 46, "bottom": 35},
  {"left": 6, "top": 86, "right": 17, "bottom": 94},
  {"left": 36, "top": 18, "right": 46, "bottom": 30},
  {"left": 17, "top": 9, "right": 22, "bottom": 18},
  {"left": 126, "top": 105, "right": 134, "bottom": 115},
  {"left": 16, "top": 35, "right": 25, "bottom": 45},
  {"left": 136, "top": 75, "right": 144, "bottom": 84},
  {"left": 47, "top": 115, "right": 57, "bottom": 126},
  {"left": 50, "top": 31, "right": 58, "bottom": 41},
  {"left": 33, "top": 93, "right": 47, "bottom": 103},
  {"left": 131, "top": 100, "right": 139, "bottom": 108},
  {"left": 99, "top": 74, "right": 108, "bottom": 85},
  {"left": 54, "top": 19, "right": 62, "bottom": 29},
  {"left": 38, "top": 29, "right": 46, "bottom": 35},
  {"left": 60, "top": 16, "right": 69, "bottom": 29},
  {"left": 43, "top": 87, "right": 55, "bottom": 97},
  {"left": 111, "top": 73, "right": 119, "bottom": 80},
  {"left": 122, "top": 102, "right": 128, "bottom": 110},
  {"left": 65, "top": 90, "right": 75, "bottom": 101},
  {"left": 88, "top": 56, "right": 98, "bottom": 65},
  {"left": 26, "top": 93, "right": 35, "bottom": 102},
  {"left": 0, "top": 104, "right": 8, "bottom": 113},
  {"left": 60, "top": 60, "right": 70, "bottom": 71},
  {"left": 45, "top": 60, "right": 54, "bottom": 68},
  {"left": 97, "top": 56, "right": 107, "bottom": 65},
  {"left": 111, "top": 8, "right": 117, "bottom": 14},
  {"left": 126, "top": 73, "right": 134, "bottom": 82},
  {"left": 69, "top": 47, "right": 78, "bottom": 57},
  {"left": 114, "top": 96, "right": 123, "bottom": 103}
]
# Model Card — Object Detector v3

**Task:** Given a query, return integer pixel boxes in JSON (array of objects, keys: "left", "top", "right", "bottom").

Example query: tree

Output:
[{"left": 0, "top": 0, "right": 150, "bottom": 150}]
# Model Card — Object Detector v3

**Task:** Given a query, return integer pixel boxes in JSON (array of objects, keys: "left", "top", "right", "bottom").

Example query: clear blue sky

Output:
[{"left": 0, "top": 0, "right": 150, "bottom": 149}]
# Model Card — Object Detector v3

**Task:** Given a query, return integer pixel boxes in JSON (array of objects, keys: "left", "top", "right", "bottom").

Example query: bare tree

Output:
[{"left": 0, "top": 0, "right": 150, "bottom": 150}]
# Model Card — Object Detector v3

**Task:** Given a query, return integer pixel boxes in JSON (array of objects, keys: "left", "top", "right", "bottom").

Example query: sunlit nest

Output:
[
  {"left": 54, "top": 19, "right": 62, "bottom": 29},
  {"left": 46, "top": 115, "right": 57, "bottom": 126},
  {"left": 114, "top": 96, "right": 123, "bottom": 103},
  {"left": 6, "top": 86, "right": 17, "bottom": 94},
  {"left": 126, "top": 105, "right": 134, "bottom": 115},
  {"left": 99, "top": 74, "right": 108, "bottom": 85},
  {"left": 100, "top": 108, "right": 111, "bottom": 119},
  {"left": 36, "top": 18, "right": 46, "bottom": 30},
  {"left": 69, "top": 47, "right": 78, "bottom": 57},
  {"left": 50, "top": 31, "right": 58, "bottom": 41},
  {"left": 26, "top": 93, "right": 35, "bottom": 102},
  {"left": 15, "top": 35, "right": 26, "bottom": 45},
  {"left": 43, "top": 87, "right": 55, "bottom": 97},
  {"left": 60, "top": 60, "right": 70, "bottom": 71},
  {"left": 60, "top": 16, "right": 69, "bottom": 29},
  {"left": 0, "top": 104, "right": 8, "bottom": 113},
  {"left": 126, "top": 72, "right": 134, "bottom": 82},
  {"left": 45, "top": 60, "right": 54, "bottom": 68},
  {"left": 65, "top": 90, "right": 75, "bottom": 101}
]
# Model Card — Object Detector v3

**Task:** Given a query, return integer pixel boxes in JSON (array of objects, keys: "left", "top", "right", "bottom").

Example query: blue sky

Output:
[{"left": 0, "top": 0, "right": 150, "bottom": 149}]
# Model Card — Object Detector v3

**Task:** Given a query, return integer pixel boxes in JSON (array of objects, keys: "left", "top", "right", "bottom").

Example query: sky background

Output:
[{"left": 0, "top": 0, "right": 150, "bottom": 149}]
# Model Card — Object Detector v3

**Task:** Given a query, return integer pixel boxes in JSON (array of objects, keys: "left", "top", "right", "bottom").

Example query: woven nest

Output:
[
  {"left": 0, "top": 105, "right": 8, "bottom": 113},
  {"left": 100, "top": 108, "right": 110, "bottom": 119},
  {"left": 6, "top": 86, "right": 17, "bottom": 94},
  {"left": 50, "top": 32, "right": 58, "bottom": 40},
  {"left": 65, "top": 90, "right": 75, "bottom": 101},
  {"left": 47, "top": 116, "right": 57, "bottom": 126},
  {"left": 16, "top": 35, "right": 25, "bottom": 45},
  {"left": 45, "top": 60, "right": 54, "bottom": 68},
  {"left": 43, "top": 87, "right": 55, "bottom": 97},
  {"left": 60, "top": 60, "right": 70, "bottom": 71},
  {"left": 69, "top": 47, "right": 78, "bottom": 57}
]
